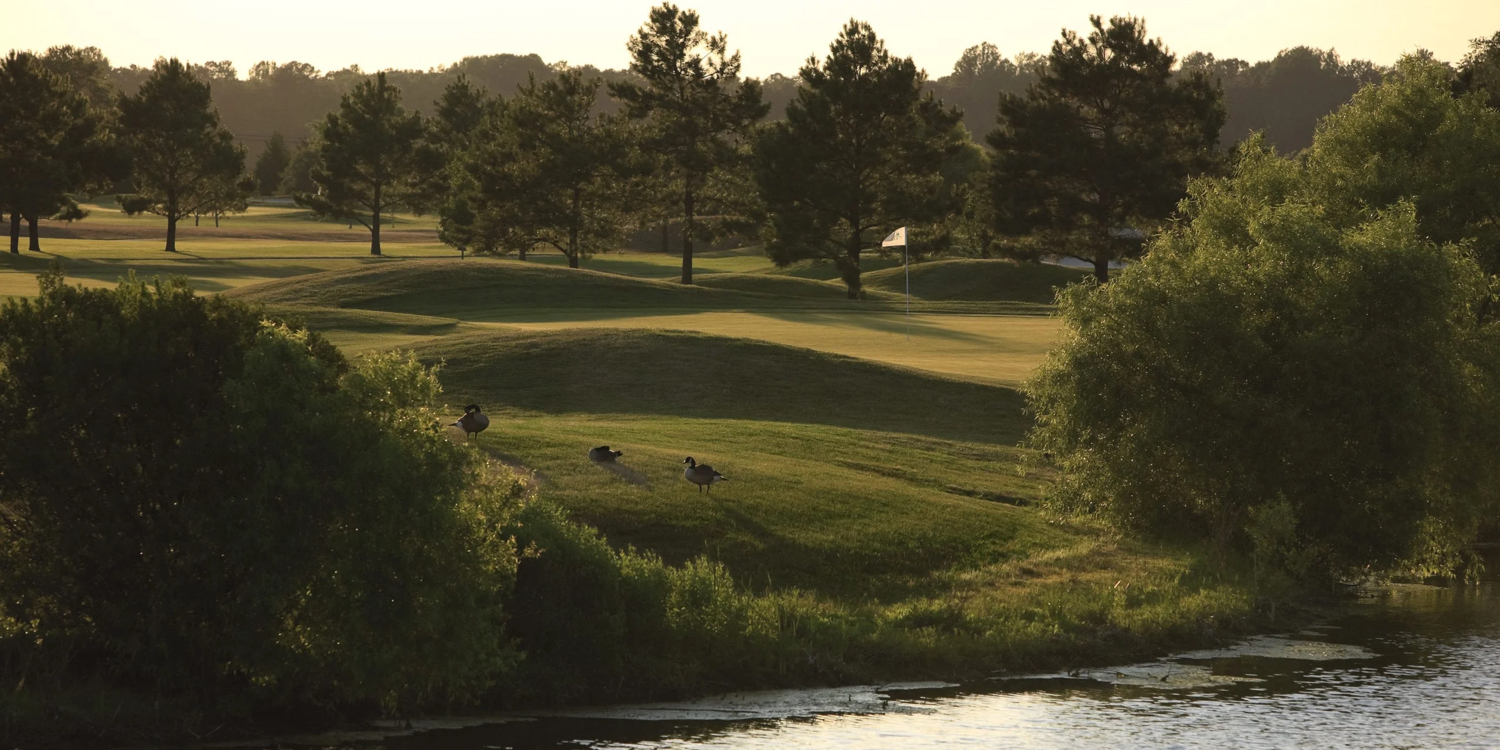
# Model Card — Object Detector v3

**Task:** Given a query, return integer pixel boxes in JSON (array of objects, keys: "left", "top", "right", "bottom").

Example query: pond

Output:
[{"left": 364, "top": 584, "right": 1500, "bottom": 749}]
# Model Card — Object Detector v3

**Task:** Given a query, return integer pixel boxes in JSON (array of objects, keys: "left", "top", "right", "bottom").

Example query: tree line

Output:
[{"left": 4, "top": 9, "right": 1498, "bottom": 290}]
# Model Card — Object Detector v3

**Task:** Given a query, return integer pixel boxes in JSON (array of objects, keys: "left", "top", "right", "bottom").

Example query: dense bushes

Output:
[
  {"left": 0, "top": 271, "right": 519, "bottom": 711},
  {"left": 1027, "top": 58, "right": 1500, "bottom": 581}
]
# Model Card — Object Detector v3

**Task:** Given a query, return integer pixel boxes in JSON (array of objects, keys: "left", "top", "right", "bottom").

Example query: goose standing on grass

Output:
[
  {"left": 682, "top": 457, "right": 728, "bottom": 493},
  {"left": 589, "top": 445, "right": 623, "bottom": 462},
  {"left": 452, "top": 404, "right": 490, "bottom": 442}
]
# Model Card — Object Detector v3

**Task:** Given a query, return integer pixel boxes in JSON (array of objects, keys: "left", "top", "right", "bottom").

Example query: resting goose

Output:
[
  {"left": 452, "top": 404, "right": 490, "bottom": 442},
  {"left": 589, "top": 445, "right": 624, "bottom": 462},
  {"left": 682, "top": 457, "right": 728, "bottom": 493}
]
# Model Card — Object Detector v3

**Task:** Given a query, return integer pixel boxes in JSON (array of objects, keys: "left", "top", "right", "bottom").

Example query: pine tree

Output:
[
  {"left": 253, "top": 132, "right": 292, "bottom": 195},
  {"left": 446, "top": 69, "right": 632, "bottom": 267},
  {"left": 753, "top": 21, "right": 963, "bottom": 298},
  {"left": 296, "top": 72, "right": 437, "bottom": 256},
  {"left": 987, "top": 16, "right": 1224, "bottom": 282},
  {"left": 0, "top": 52, "right": 113, "bottom": 254},
  {"left": 610, "top": 3, "right": 767, "bottom": 284},
  {"left": 116, "top": 58, "right": 246, "bottom": 252}
]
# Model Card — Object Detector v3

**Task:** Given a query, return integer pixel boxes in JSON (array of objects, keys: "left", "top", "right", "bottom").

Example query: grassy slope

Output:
[
  {"left": 399, "top": 325, "right": 1249, "bottom": 683},
  {"left": 229, "top": 261, "right": 1065, "bottom": 383}
]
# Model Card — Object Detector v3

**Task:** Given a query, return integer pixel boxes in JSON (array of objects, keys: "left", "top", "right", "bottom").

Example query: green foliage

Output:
[
  {"left": 0, "top": 51, "right": 114, "bottom": 252},
  {"left": 296, "top": 72, "right": 440, "bottom": 255},
  {"left": 0, "top": 271, "right": 519, "bottom": 710},
  {"left": 1455, "top": 30, "right": 1500, "bottom": 110},
  {"left": 116, "top": 58, "right": 246, "bottom": 252},
  {"left": 38, "top": 45, "right": 114, "bottom": 110},
  {"left": 279, "top": 135, "right": 319, "bottom": 195},
  {"left": 1027, "top": 140, "right": 1498, "bottom": 576},
  {"left": 611, "top": 3, "right": 768, "bottom": 283},
  {"left": 443, "top": 69, "right": 633, "bottom": 267},
  {"left": 754, "top": 20, "right": 963, "bottom": 298},
  {"left": 498, "top": 500, "right": 778, "bottom": 701},
  {"left": 1304, "top": 56, "right": 1500, "bottom": 281},
  {"left": 988, "top": 15, "right": 1225, "bottom": 281},
  {"left": 253, "top": 131, "right": 292, "bottom": 195}
]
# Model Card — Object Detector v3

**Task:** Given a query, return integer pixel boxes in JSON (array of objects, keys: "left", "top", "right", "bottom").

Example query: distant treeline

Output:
[
  {"left": 8, "top": 11, "right": 1498, "bottom": 295},
  {"left": 82, "top": 41, "right": 1387, "bottom": 161}
]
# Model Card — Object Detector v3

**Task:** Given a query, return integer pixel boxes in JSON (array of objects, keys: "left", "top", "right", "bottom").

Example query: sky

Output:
[{"left": 9, "top": 0, "right": 1500, "bottom": 78}]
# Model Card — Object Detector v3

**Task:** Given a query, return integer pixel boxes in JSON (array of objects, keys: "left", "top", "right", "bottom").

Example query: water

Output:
[{"left": 375, "top": 584, "right": 1500, "bottom": 750}]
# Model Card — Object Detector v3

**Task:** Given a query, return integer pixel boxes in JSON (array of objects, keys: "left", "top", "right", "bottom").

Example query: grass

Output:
[
  {"left": 1, "top": 223, "right": 1257, "bottom": 701},
  {"left": 863, "top": 258, "right": 1091, "bottom": 303}
]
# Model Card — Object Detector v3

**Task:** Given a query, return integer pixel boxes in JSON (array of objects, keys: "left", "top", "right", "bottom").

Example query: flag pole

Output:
[
  {"left": 881, "top": 226, "right": 910, "bottom": 342},
  {"left": 905, "top": 242, "right": 910, "bottom": 341}
]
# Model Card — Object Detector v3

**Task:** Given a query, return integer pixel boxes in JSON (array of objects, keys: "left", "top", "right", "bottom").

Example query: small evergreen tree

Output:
[{"left": 253, "top": 131, "right": 292, "bottom": 195}]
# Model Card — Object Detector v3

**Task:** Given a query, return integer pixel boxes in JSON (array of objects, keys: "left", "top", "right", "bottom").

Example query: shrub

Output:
[
  {"left": 0, "top": 271, "right": 519, "bottom": 710},
  {"left": 1027, "top": 144, "right": 1499, "bottom": 577}
]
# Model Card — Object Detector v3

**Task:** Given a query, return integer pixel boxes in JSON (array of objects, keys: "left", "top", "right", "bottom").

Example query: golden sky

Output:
[{"left": 11, "top": 0, "right": 1500, "bottom": 77}]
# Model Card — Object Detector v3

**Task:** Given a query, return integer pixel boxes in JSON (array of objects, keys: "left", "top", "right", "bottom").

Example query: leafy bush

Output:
[
  {"left": 0, "top": 271, "right": 519, "bottom": 710},
  {"left": 1027, "top": 141, "right": 1500, "bottom": 577},
  {"left": 498, "top": 500, "right": 790, "bottom": 703}
]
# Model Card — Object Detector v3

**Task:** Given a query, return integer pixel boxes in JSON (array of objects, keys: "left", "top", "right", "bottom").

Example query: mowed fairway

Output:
[{"left": 496, "top": 311, "right": 1057, "bottom": 385}]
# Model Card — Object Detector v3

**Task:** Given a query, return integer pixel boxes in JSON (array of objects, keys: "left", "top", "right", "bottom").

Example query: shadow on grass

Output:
[
  {"left": 414, "top": 327, "right": 1032, "bottom": 446},
  {"left": 592, "top": 459, "right": 652, "bottom": 489}
]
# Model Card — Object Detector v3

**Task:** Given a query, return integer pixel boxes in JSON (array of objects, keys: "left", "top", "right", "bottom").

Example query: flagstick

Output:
[{"left": 905, "top": 243, "right": 910, "bottom": 342}]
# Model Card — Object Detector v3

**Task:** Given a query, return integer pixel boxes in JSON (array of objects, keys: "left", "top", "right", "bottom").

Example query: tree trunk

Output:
[
  {"left": 166, "top": 214, "right": 178, "bottom": 252},
  {"left": 660, "top": 222, "right": 669, "bottom": 254},
  {"left": 518, "top": 247, "right": 527, "bottom": 261},
  {"left": 214, "top": 212, "right": 220, "bottom": 228},
  {"left": 681, "top": 183, "right": 694, "bottom": 285},
  {"left": 26, "top": 215, "right": 40, "bottom": 252},
  {"left": 569, "top": 187, "right": 581, "bottom": 269},
  {"left": 370, "top": 186, "right": 383, "bottom": 256},
  {"left": 840, "top": 228, "right": 863, "bottom": 300},
  {"left": 1092, "top": 256, "right": 1110, "bottom": 284},
  {"left": 8, "top": 213, "right": 19, "bottom": 254}
]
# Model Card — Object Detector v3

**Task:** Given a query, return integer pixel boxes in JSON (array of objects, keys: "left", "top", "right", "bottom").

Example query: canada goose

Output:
[
  {"left": 452, "top": 404, "right": 490, "bottom": 441},
  {"left": 682, "top": 457, "right": 728, "bottom": 493},
  {"left": 589, "top": 445, "right": 623, "bottom": 462}
]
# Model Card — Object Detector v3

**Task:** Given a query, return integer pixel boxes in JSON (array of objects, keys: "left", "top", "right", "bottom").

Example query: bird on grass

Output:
[
  {"left": 589, "top": 445, "right": 623, "bottom": 462},
  {"left": 452, "top": 404, "right": 490, "bottom": 442},
  {"left": 682, "top": 457, "right": 728, "bottom": 493}
]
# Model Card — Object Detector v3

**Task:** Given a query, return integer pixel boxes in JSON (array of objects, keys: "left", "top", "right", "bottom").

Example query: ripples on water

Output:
[{"left": 379, "top": 585, "right": 1500, "bottom": 750}]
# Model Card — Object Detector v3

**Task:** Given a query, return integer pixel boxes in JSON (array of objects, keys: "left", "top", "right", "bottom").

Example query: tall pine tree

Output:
[
  {"left": 296, "top": 72, "right": 437, "bottom": 256},
  {"left": 754, "top": 21, "right": 963, "bottom": 298},
  {"left": 610, "top": 3, "right": 767, "bottom": 284},
  {"left": 117, "top": 58, "right": 246, "bottom": 253},
  {"left": 987, "top": 16, "right": 1224, "bottom": 282}
]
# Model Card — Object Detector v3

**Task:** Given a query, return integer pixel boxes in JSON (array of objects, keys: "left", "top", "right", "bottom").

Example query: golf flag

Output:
[{"left": 882, "top": 227, "right": 907, "bottom": 247}]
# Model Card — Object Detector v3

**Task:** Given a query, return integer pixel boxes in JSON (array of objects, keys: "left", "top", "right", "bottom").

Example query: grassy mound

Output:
[
  {"left": 413, "top": 327, "right": 1027, "bottom": 443},
  {"left": 227, "top": 258, "right": 742, "bottom": 313},
  {"left": 692, "top": 272, "right": 892, "bottom": 299},
  {"left": 864, "top": 259, "right": 1088, "bottom": 303}
]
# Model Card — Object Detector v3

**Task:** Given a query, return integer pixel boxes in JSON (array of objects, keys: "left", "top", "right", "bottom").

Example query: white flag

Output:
[{"left": 882, "top": 227, "right": 907, "bottom": 247}]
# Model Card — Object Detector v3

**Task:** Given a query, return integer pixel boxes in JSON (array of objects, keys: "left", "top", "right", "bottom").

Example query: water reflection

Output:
[{"left": 381, "top": 585, "right": 1500, "bottom": 750}]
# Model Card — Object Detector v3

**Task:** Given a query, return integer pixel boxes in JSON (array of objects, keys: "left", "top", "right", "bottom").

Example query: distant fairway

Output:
[{"left": 227, "top": 259, "right": 1062, "bottom": 384}]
